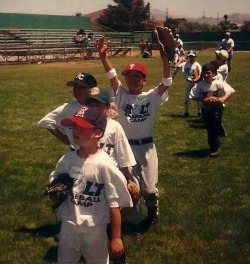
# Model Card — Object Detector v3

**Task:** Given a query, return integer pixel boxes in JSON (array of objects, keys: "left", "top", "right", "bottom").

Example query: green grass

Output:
[{"left": 0, "top": 52, "right": 249, "bottom": 263}]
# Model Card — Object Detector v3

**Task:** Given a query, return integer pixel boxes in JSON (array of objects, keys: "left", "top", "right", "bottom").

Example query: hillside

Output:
[{"left": 85, "top": 8, "right": 250, "bottom": 26}]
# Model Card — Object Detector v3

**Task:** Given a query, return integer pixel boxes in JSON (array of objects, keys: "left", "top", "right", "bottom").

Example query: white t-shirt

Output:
[
  {"left": 55, "top": 150, "right": 133, "bottom": 226},
  {"left": 217, "top": 64, "right": 228, "bottom": 81},
  {"left": 114, "top": 81, "right": 169, "bottom": 139},
  {"left": 189, "top": 79, "right": 235, "bottom": 108},
  {"left": 38, "top": 100, "right": 82, "bottom": 149},
  {"left": 178, "top": 61, "right": 202, "bottom": 81},
  {"left": 98, "top": 118, "right": 136, "bottom": 168}
]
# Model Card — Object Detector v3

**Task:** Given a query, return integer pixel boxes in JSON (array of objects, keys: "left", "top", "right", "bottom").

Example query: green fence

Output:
[{"left": 0, "top": 13, "right": 90, "bottom": 30}]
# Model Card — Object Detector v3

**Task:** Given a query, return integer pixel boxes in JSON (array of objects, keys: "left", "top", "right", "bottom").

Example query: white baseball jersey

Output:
[
  {"left": 54, "top": 149, "right": 133, "bottom": 226},
  {"left": 217, "top": 64, "right": 228, "bottom": 81},
  {"left": 174, "top": 38, "right": 183, "bottom": 49},
  {"left": 38, "top": 99, "right": 82, "bottom": 149},
  {"left": 220, "top": 38, "right": 235, "bottom": 54},
  {"left": 114, "top": 81, "right": 169, "bottom": 139},
  {"left": 189, "top": 79, "right": 235, "bottom": 108},
  {"left": 178, "top": 61, "right": 202, "bottom": 81},
  {"left": 213, "top": 72, "right": 223, "bottom": 81},
  {"left": 98, "top": 118, "right": 136, "bottom": 168}
]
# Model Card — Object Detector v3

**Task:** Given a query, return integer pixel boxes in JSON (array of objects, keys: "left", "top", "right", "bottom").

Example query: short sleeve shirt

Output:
[{"left": 114, "top": 82, "right": 169, "bottom": 139}]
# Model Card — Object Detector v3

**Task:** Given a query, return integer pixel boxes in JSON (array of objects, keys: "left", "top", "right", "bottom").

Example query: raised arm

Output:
[
  {"left": 96, "top": 36, "right": 119, "bottom": 93},
  {"left": 154, "top": 26, "right": 175, "bottom": 96}
]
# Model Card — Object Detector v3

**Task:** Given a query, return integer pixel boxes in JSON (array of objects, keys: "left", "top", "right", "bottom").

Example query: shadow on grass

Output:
[
  {"left": 174, "top": 148, "right": 210, "bottom": 158},
  {"left": 186, "top": 118, "right": 207, "bottom": 130},
  {"left": 16, "top": 223, "right": 59, "bottom": 262}
]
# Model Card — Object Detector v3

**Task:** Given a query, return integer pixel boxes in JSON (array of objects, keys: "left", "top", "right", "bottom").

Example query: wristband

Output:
[
  {"left": 162, "top": 77, "right": 173, "bottom": 87},
  {"left": 106, "top": 68, "right": 117, "bottom": 79}
]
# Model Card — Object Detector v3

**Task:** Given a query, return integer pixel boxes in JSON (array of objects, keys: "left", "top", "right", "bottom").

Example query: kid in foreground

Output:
[{"left": 50, "top": 106, "right": 132, "bottom": 264}]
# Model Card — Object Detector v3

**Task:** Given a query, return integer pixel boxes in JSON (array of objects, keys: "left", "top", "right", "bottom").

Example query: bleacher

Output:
[{"left": 0, "top": 29, "right": 135, "bottom": 64}]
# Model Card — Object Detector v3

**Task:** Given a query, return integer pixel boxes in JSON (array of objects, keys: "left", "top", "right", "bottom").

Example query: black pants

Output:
[{"left": 202, "top": 106, "right": 224, "bottom": 152}]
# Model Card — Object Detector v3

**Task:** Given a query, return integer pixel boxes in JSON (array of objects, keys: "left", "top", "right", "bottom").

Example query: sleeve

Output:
[
  {"left": 38, "top": 104, "right": 67, "bottom": 130},
  {"left": 222, "top": 82, "right": 235, "bottom": 94},
  {"left": 231, "top": 39, "right": 235, "bottom": 48},
  {"left": 189, "top": 83, "right": 200, "bottom": 99},
  {"left": 50, "top": 153, "right": 71, "bottom": 181},
  {"left": 196, "top": 63, "right": 202, "bottom": 75},
  {"left": 114, "top": 122, "right": 136, "bottom": 168},
  {"left": 102, "top": 164, "right": 133, "bottom": 208}
]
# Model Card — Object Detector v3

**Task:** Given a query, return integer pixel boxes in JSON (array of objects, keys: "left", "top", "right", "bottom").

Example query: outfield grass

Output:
[{"left": 0, "top": 51, "right": 249, "bottom": 263}]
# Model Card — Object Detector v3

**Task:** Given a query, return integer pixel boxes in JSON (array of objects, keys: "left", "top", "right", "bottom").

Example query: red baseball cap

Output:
[
  {"left": 121, "top": 63, "right": 147, "bottom": 77},
  {"left": 61, "top": 106, "right": 107, "bottom": 132}
]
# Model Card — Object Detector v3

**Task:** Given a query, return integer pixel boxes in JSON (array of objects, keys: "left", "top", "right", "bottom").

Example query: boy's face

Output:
[
  {"left": 86, "top": 100, "right": 109, "bottom": 116},
  {"left": 188, "top": 56, "right": 196, "bottom": 63},
  {"left": 202, "top": 70, "right": 215, "bottom": 83},
  {"left": 125, "top": 71, "right": 146, "bottom": 95},
  {"left": 72, "top": 123, "right": 100, "bottom": 147},
  {"left": 73, "top": 86, "right": 89, "bottom": 104}
]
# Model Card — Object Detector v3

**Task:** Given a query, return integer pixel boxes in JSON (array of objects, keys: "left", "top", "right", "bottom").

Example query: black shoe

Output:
[
  {"left": 129, "top": 223, "right": 143, "bottom": 241},
  {"left": 184, "top": 112, "right": 189, "bottom": 118},
  {"left": 143, "top": 207, "right": 159, "bottom": 231}
]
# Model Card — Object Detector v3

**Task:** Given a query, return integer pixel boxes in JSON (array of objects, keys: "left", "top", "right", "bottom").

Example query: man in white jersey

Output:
[
  {"left": 50, "top": 106, "right": 132, "bottom": 264},
  {"left": 95, "top": 33, "right": 173, "bottom": 233},
  {"left": 215, "top": 50, "right": 229, "bottom": 81},
  {"left": 220, "top": 31, "right": 234, "bottom": 72},
  {"left": 172, "top": 50, "right": 202, "bottom": 117},
  {"left": 38, "top": 72, "right": 97, "bottom": 150}
]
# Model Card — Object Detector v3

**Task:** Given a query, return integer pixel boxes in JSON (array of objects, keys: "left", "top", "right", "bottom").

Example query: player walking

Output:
[
  {"left": 219, "top": 31, "right": 234, "bottom": 72},
  {"left": 172, "top": 50, "right": 202, "bottom": 117}
]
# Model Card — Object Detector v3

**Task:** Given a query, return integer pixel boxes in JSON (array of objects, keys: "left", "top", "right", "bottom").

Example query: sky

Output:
[{"left": 0, "top": 0, "right": 249, "bottom": 18}]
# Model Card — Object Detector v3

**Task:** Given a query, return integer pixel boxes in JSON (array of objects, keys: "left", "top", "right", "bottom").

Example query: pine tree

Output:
[{"left": 98, "top": 0, "right": 150, "bottom": 31}]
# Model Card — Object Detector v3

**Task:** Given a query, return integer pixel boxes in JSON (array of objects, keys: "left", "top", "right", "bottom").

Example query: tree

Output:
[
  {"left": 75, "top": 12, "right": 82, "bottom": 16},
  {"left": 240, "top": 20, "right": 250, "bottom": 31},
  {"left": 97, "top": 0, "right": 150, "bottom": 31}
]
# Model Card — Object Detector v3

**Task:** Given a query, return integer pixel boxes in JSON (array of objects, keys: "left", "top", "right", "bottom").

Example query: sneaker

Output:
[
  {"left": 210, "top": 150, "right": 219, "bottom": 157},
  {"left": 184, "top": 112, "right": 189, "bottom": 118}
]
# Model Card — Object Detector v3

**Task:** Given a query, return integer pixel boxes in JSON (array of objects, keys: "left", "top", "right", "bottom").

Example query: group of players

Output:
[
  {"left": 38, "top": 28, "right": 235, "bottom": 263},
  {"left": 172, "top": 31, "right": 235, "bottom": 156}
]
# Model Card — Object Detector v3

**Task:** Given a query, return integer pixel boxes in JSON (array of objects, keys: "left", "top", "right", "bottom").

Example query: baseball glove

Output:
[
  {"left": 154, "top": 26, "right": 175, "bottom": 60},
  {"left": 127, "top": 181, "right": 140, "bottom": 206},
  {"left": 44, "top": 173, "right": 74, "bottom": 207},
  {"left": 203, "top": 96, "right": 223, "bottom": 107}
]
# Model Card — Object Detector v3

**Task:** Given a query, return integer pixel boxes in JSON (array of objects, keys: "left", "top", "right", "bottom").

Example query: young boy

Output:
[
  {"left": 38, "top": 72, "right": 97, "bottom": 150},
  {"left": 215, "top": 49, "right": 229, "bottom": 81},
  {"left": 189, "top": 63, "right": 235, "bottom": 156},
  {"left": 50, "top": 106, "right": 133, "bottom": 263},
  {"left": 172, "top": 50, "right": 202, "bottom": 117},
  {"left": 95, "top": 29, "right": 173, "bottom": 231}
]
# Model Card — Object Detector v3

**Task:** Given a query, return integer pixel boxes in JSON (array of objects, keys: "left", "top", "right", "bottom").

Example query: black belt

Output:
[{"left": 128, "top": 137, "right": 153, "bottom": 145}]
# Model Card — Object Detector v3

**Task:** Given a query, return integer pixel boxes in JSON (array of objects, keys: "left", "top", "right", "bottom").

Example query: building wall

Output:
[{"left": 0, "top": 13, "right": 90, "bottom": 30}]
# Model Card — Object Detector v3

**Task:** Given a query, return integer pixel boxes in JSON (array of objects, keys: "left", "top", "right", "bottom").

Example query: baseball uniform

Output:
[
  {"left": 177, "top": 60, "right": 202, "bottom": 114},
  {"left": 113, "top": 80, "right": 169, "bottom": 209},
  {"left": 190, "top": 79, "right": 235, "bottom": 153},
  {"left": 54, "top": 149, "right": 132, "bottom": 263}
]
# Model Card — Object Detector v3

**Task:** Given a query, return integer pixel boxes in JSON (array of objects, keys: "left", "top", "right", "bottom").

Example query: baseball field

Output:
[{"left": 0, "top": 50, "right": 249, "bottom": 263}]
